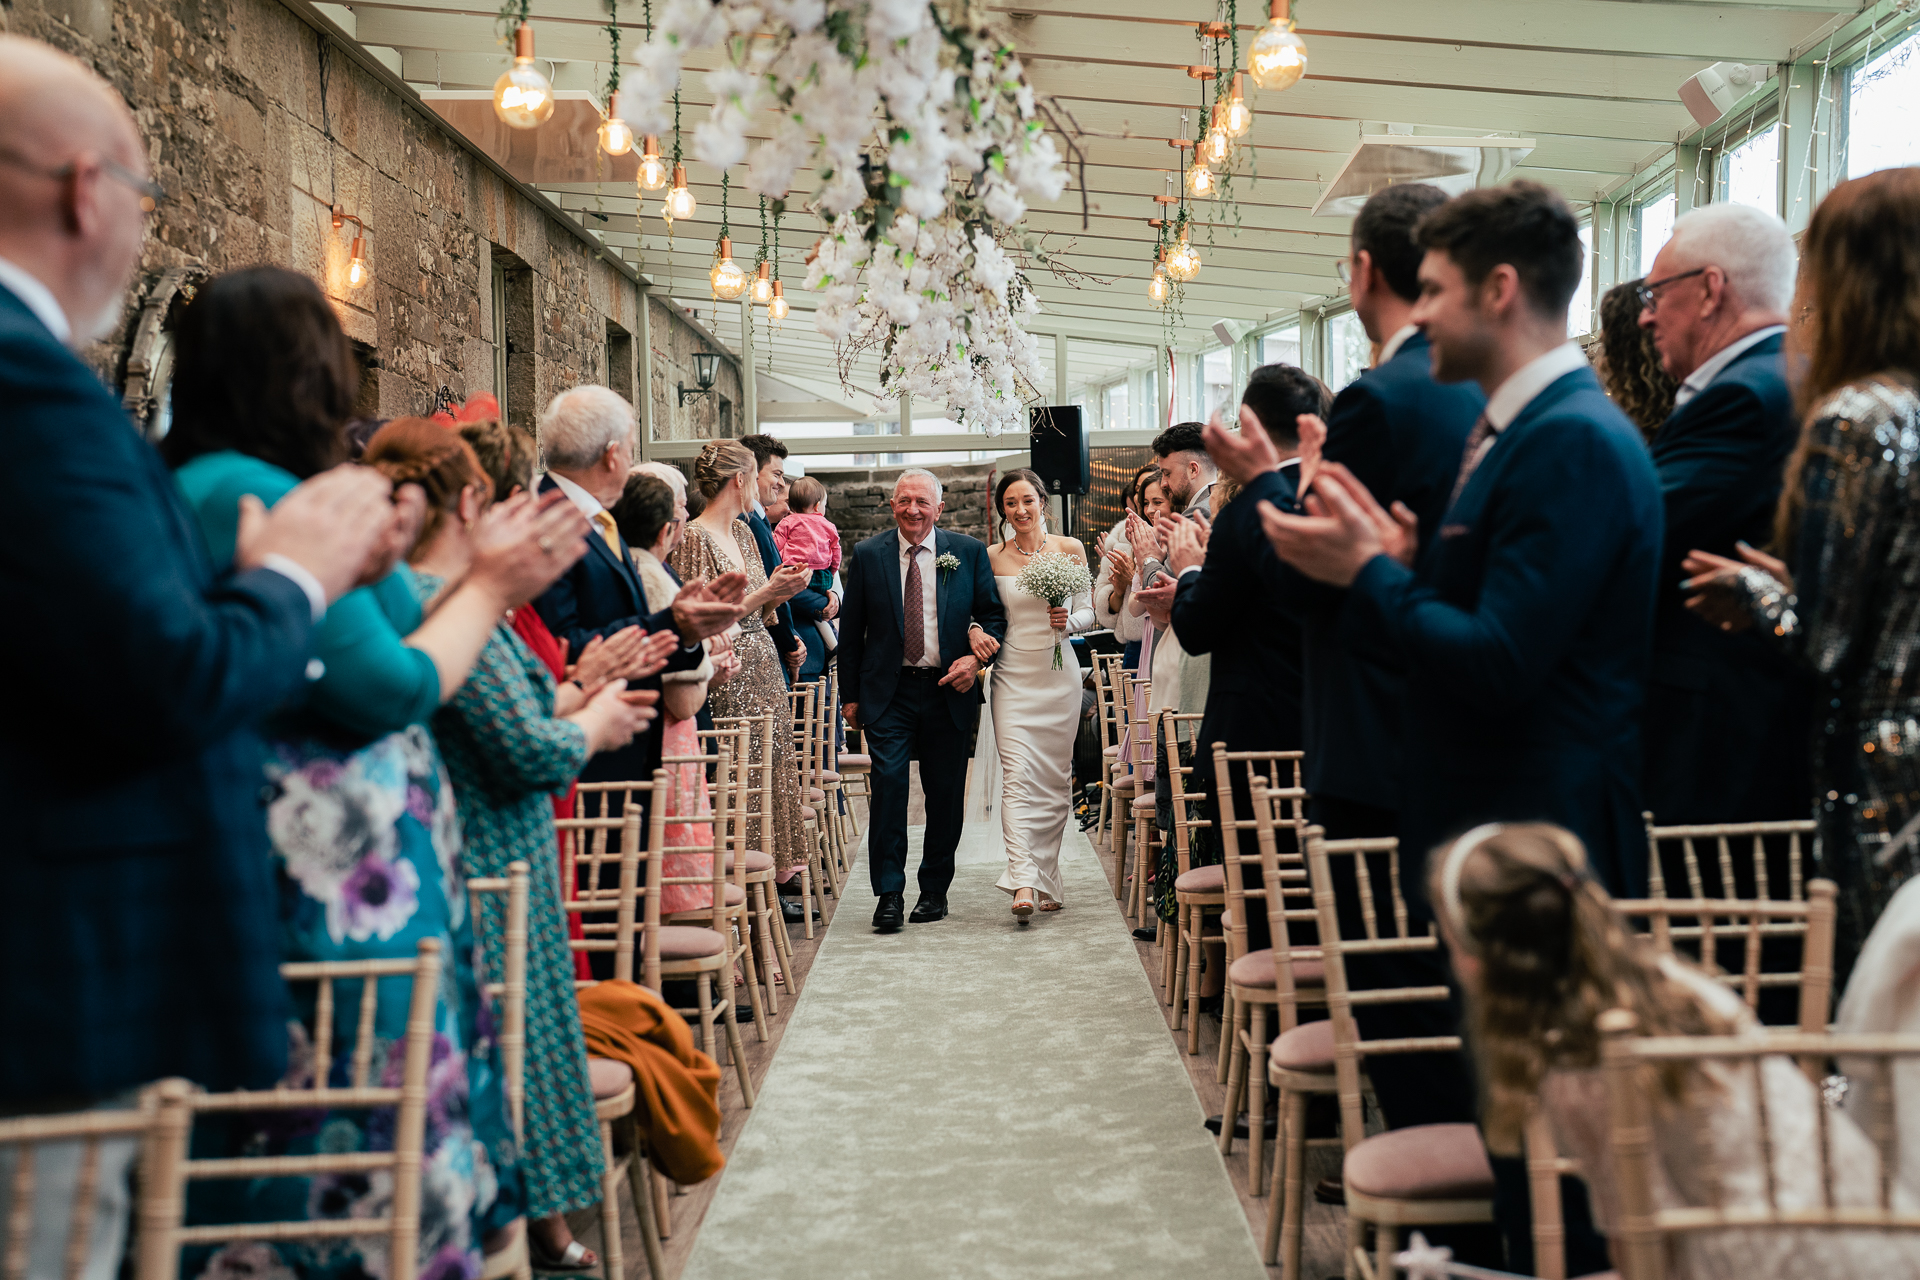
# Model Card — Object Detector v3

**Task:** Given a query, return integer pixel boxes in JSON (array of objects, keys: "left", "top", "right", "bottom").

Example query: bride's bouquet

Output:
[{"left": 1014, "top": 552, "right": 1093, "bottom": 670}]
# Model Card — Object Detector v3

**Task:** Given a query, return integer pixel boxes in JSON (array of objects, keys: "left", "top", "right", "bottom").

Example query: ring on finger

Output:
[{"left": 538, "top": 537, "right": 556, "bottom": 555}]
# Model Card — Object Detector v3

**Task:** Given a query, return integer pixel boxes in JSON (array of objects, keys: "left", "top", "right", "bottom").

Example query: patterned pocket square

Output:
[{"left": 1439, "top": 524, "right": 1472, "bottom": 539}]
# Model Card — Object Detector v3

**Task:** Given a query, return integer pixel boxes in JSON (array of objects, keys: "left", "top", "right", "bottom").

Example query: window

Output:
[
  {"left": 490, "top": 258, "right": 509, "bottom": 402},
  {"left": 1325, "top": 311, "right": 1370, "bottom": 391},
  {"left": 1569, "top": 222, "right": 1595, "bottom": 339},
  {"left": 1258, "top": 324, "right": 1301, "bottom": 369},
  {"left": 1846, "top": 33, "right": 1920, "bottom": 178},
  {"left": 1716, "top": 123, "right": 1781, "bottom": 214},
  {"left": 1199, "top": 347, "right": 1234, "bottom": 420},
  {"left": 1104, "top": 382, "right": 1128, "bottom": 432},
  {"left": 1635, "top": 189, "right": 1676, "bottom": 279}
]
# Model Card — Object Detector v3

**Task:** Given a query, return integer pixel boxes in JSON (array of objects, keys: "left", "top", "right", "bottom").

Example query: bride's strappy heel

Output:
[{"left": 1012, "top": 888, "right": 1035, "bottom": 923}]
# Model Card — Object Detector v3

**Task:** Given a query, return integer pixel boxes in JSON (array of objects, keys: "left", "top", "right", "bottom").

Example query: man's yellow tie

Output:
[{"left": 592, "top": 510, "right": 622, "bottom": 560}]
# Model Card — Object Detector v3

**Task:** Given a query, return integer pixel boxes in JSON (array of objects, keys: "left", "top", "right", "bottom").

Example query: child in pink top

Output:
[{"left": 773, "top": 476, "right": 842, "bottom": 592}]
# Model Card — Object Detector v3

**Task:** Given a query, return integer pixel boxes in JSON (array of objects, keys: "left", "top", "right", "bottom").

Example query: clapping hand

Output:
[
  {"left": 671, "top": 574, "right": 749, "bottom": 644},
  {"left": 1202, "top": 406, "right": 1284, "bottom": 487},
  {"left": 470, "top": 489, "right": 592, "bottom": 605},
  {"left": 235, "top": 463, "right": 404, "bottom": 603},
  {"left": 1126, "top": 507, "right": 1163, "bottom": 558},
  {"left": 349, "top": 484, "right": 429, "bottom": 589},
  {"left": 1680, "top": 541, "right": 1789, "bottom": 633},
  {"left": 1104, "top": 545, "right": 1137, "bottom": 590},
  {"left": 1165, "top": 518, "right": 1209, "bottom": 575},
  {"left": 1257, "top": 463, "right": 1415, "bottom": 587},
  {"left": 629, "top": 629, "right": 681, "bottom": 681},
  {"left": 570, "top": 626, "right": 645, "bottom": 695},
  {"left": 1295, "top": 413, "right": 1329, "bottom": 497},
  {"left": 1134, "top": 573, "right": 1177, "bottom": 628},
  {"left": 764, "top": 562, "right": 811, "bottom": 605}
]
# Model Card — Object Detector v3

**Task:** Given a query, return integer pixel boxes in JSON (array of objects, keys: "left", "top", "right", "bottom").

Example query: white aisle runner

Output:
[{"left": 680, "top": 817, "right": 1266, "bottom": 1280}]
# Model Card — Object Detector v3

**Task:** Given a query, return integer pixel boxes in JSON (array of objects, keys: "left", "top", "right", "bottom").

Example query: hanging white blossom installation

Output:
[{"left": 613, "top": 0, "right": 1069, "bottom": 435}]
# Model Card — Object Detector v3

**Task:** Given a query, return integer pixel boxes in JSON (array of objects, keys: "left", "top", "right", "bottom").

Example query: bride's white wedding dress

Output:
[{"left": 976, "top": 572, "right": 1093, "bottom": 905}]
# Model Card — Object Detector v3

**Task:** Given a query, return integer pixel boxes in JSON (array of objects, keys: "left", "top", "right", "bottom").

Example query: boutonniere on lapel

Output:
[{"left": 934, "top": 552, "right": 962, "bottom": 582}]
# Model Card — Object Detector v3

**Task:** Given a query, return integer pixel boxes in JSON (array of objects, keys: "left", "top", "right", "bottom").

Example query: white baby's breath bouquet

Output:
[{"left": 1014, "top": 552, "right": 1092, "bottom": 669}]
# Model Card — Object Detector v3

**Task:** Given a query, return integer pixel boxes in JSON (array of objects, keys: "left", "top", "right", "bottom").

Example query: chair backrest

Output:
[
  {"left": 1599, "top": 1012, "right": 1920, "bottom": 1280},
  {"left": 1093, "top": 654, "right": 1123, "bottom": 756},
  {"left": 788, "top": 682, "right": 818, "bottom": 790},
  {"left": 1246, "top": 777, "right": 1320, "bottom": 1033},
  {"left": 1611, "top": 879, "right": 1839, "bottom": 1036},
  {"left": 655, "top": 743, "right": 734, "bottom": 931},
  {"left": 1159, "top": 712, "right": 1210, "bottom": 869},
  {"left": 1302, "top": 825, "right": 1456, "bottom": 1147},
  {"left": 561, "top": 785, "right": 667, "bottom": 990},
  {"left": 715, "top": 713, "right": 775, "bottom": 858},
  {"left": 0, "top": 1085, "right": 172, "bottom": 1280},
  {"left": 1643, "top": 814, "right": 1815, "bottom": 905},
  {"left": 692, "top": 723, "right": 750, "bottom": 870},
  {"left": 137, "top": 940, "right": 445, "bottom": 1280},
  {"left": 1207, "top": 740, "right": 1308, "bottom": 965},
  {"left": 466, "top": 861, "right": 530, "bottom": 1137}
]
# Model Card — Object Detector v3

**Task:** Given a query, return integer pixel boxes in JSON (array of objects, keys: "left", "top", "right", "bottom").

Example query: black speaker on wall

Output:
[{"left": 1029, "top": 405, "right": 1089, "bottom": 496}]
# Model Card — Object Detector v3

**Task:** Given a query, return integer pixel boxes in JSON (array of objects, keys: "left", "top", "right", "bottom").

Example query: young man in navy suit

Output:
[
  {"left": 1263, "top": 180, "right": 1659, "bottom": 1274},
  {"left": 1198, "top": 184, "right": 1486, "bottom": 1149},
  {"left": 840, "top": 469, "right": 1008, "bottom": 932},
  {"left": 1637, "top": 203, "right": 1808, "bottom": 828},
  {"left": 738, "top": 433, "right": 809, "bottom": 682}
]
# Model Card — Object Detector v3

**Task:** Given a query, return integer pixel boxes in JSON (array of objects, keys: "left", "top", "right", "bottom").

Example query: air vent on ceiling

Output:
[{"left": 1311, "top": 135, "right": 1536, "bottom": 218}]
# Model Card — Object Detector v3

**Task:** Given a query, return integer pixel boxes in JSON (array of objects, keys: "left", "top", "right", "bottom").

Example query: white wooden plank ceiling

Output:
[{"left": 322, "top": 0, "right": 1854, "bottom": 406}]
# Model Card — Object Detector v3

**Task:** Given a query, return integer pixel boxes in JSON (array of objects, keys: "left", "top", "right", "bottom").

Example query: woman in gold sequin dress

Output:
[
  {"left": 671, "top": 441, "right": 811, "bottom": 880},
  {"left": 1684, "top": 168, "right": 1920, "bottom": 983}
]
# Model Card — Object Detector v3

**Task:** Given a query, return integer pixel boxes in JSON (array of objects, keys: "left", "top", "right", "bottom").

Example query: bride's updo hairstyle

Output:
[
  {"left": 994, "top": 467, "right": 1050, "bottom": 541},
  {"left": 693, "top": 439, "right": 756, "bottom": 501},
  {"left": 1432, "top": 822, "right": 1731, "bottom": 1149}
]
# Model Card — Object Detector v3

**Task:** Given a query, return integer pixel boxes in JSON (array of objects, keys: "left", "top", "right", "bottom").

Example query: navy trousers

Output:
[{"left": 864, "top": 670, "right": 972, "bottom": 898}]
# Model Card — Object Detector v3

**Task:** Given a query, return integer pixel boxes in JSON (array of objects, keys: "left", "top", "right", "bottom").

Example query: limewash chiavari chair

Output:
[
  {"left": 834, "top": 661, "right": 875, "bottom": 833},
  {"left": 822, "top": 664, "right": 864, "bottom": 860},
  {"left": 1128, "top": 708, "right": 1164, "bottom": 925},
  {"left": 1154, "top": 712, "right": 1204, "bottom": 1002},
  {"left": 134, "top": 941, "right": 444, "bottom": 1280},
  {"left": 654, "top": 741, "right": 755, "bottom": 1072},
  {"left": 1100, "top": 657, "right": 1141, "bottom": 870},
  {"left": 1215, "top": 768, "right": 1316, "bottom": 1192},
  {"left": 1264, "top": 826, "right": 1495, "bottom": 1280},
  {"left": 1158, "top": 712, "right": 1217, "bottom": 1043},
  {"left": 803, "top": 674, "right": 853, "bottom": 889},
  {"left": 685, "top": 724, "right": 774, "bottom": 1037},
  {"left": 716, "top": 713, "right": 801, "bottom": 1004},
  {"left": 795, "top": 677, "right": 845, "bottom": 902},
  {"left": 0, "top": 1084, "right": 173, "bottom": 1280},
  {"left": 786, "top": 684, "right": 830, "bottom": 939},
  {"left": 465, "top": 863, "right": 533, "bottom": 1280},
  {"left": 1090, "top": 654, "right": 1123, "bottom": 853},
  {"left": 1599, "top": 1015, "right": 1920, "bottom": 1280},
  {"left": 1110, "top": 672, "right": 1151, "bottom": 908}
]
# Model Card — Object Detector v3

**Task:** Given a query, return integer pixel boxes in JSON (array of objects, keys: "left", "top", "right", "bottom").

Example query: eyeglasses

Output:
[
  {"left": 0, "top": 147, "right": 167, "bottom": 214},
  {"left": 1335, "top": 258, "right": 1353, "bottom": 286},
  {"left": 1636, "top": 267, "right": 1706, "bottom": 311}
]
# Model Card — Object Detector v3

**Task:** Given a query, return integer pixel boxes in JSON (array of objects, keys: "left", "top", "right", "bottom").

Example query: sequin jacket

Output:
[{"left": 1732, "top": 375, "right": 1920, "bottom": 980}]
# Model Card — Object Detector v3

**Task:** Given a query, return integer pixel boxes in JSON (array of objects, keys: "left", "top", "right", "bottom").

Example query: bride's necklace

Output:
[{"left": 1010, "top": 533, "right": 1045, "bottom": 557}]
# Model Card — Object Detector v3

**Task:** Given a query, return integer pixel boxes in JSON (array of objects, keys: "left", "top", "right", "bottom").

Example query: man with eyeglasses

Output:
[
  {"left": 0, "top": 36, "right": 403, "bottom": 1274},
  {"left": 1636, "top": 203, "right": 1810, "bottom": 867}
]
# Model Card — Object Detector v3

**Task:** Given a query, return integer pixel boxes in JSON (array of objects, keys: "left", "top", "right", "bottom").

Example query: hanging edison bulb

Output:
[
  {"left": 1248, "top": 0, "right": 1308, "bottom": 92},
  {"left": 346, "top": 232, "right": 370, "bottom": 289},
  {"left": 492, "top": 25, "right": 555, "bottom": 129},
  {"left": 1167, "top": 230, "right": 1201, "bottom": 282},
  {"left": 751, "top": 261, "right": 774, "bottom": 305},
  {"left": 664, "top": 165, "right": 698, "bottom": 222},
  {"left": 1185, "top": 153, "right": 1217, "bottom": 199},
  {"left": 710, "top": 236, "right": 748, "bottom": 300},
  {"left": 767, "top": 279, "right": 789, "bottom": 321},
  {"left": 1224, "top": 74, "right": 1253, "bottom": 137},
  {"left": 1147, "top": 256, "right": 1171, "bottom": 306},
  {"left": 1204, "top": 104, "right": 1232, "bottom": 165},
  {"left": 598, "top": 115, "right": 634, "bottom": 157},
  {"left": 636, "top": 137, "right": 668, "bottom": 191}
]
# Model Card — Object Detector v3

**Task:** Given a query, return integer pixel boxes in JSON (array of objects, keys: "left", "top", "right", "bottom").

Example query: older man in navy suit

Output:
[
  {"left": 1637, "top": 203, "right": 1808, "bottom": 827},
  {"left": 840, "top": 469, "right": 1008, "bottom": 932},
  {"left": 0, "top": 33, "right": 402, "bottom": 1271}
]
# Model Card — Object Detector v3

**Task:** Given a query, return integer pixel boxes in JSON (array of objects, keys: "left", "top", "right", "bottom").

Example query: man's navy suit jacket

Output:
[
  {"left": 1346, "top": 365, "right": 1664, "bottom": 900},
  {"left": 0, "top": 284, "right": 316, "bottom": 1102},
  {"left": 1642, "top": 333, "right": 1809, "bottom": 822},
  {"left": 529, "top": 474, "right": 700, "bottom": 787},
  {"left": 745, "top": 508, "right": 801, "bottom": 676},
  {"left": 838, "top": 528, "right": 1006, "bottom": 733},
  {"left": 1263, "top": 332, "right": 1483, "bottom": 813}
]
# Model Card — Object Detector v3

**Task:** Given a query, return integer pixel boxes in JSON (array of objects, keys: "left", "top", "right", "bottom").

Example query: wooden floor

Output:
[{"left": 569, "top": 776, "right": 1345, "bottom": 1279}]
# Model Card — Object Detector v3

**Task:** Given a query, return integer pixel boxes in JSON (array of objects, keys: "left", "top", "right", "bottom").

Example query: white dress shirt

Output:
[
  {"left": 898, "top": 529, "right": 941, "bottom": 666},
  {"left": 546, "top": 470, "right": 608, "bottom": 519},
  {"left": 1672, "top": 325, "right": 1787, "bottom": 408},
  {"left": 1482, "top": 341, "right": 1591, "bottom": 433},
  {"left": 1377, "top": 323, "right": 1420, "bottom": 366},
  {"left": 0, "top": 256, "right": 70, "bottom": 345}
]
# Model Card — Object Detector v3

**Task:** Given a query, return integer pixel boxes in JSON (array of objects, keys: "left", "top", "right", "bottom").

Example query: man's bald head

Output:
[{"left": 0, "top": 36, "right": 150, "bottom": 344}]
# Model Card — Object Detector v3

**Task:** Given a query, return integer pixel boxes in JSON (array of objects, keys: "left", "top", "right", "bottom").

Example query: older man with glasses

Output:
[
  {"left": 0, "top": 34, "right": 409, "bottom": 1277},
  {"left": 1636, "top": 202, "right": 1810, "bottom": 840}
]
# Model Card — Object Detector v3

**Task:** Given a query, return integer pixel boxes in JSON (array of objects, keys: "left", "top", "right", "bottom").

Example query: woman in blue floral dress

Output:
[
  {"left": 161, "top": 267, "right": 587, "bottom": 1277},
  {"left": 367, "top": 418, "right": 660, "bottom": 1270}
]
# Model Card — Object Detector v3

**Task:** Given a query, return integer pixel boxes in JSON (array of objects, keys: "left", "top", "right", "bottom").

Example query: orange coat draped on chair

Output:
[{"left": 577, "top": 980, "right": 726, "bottom": 1183}]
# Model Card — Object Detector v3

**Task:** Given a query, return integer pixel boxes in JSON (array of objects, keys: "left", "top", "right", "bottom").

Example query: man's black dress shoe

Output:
[
  {"left": 872, "top": 891, "right": 905, "bottom": 933},
  {"left": 908, "top": 894, "right": 948, "bottom": 923},
  {"left": 780, "top": 898, "right": 808, "bottom": 924}
]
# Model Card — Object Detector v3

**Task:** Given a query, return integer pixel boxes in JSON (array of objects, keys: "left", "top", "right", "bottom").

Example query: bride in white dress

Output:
[{"left": 969, "top": 468, "right": 1096, "bottom": 921}]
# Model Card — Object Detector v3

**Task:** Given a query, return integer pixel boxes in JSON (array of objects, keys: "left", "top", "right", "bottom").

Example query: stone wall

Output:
[
  {"left": 647, "top": 297, "right": 746, "bottom": 444},
  {"left": 13, "top": 0, "right": 721, "bottom": 442},
  {"left": 811, "top": 462, "right": 997, "bottom": 560}
]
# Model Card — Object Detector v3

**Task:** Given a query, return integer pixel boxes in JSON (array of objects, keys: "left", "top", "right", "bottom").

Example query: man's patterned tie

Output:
[
  {"left": 903, "top": 543, "right": 927, "bottom": 664},
  {"left": 1445, "top": 414, "right": 1496, "bottom": 513}
]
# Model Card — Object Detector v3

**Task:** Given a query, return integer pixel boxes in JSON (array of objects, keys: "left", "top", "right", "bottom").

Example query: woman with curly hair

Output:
[
  {"left": 1438, "top": 822, "right": 1906, "bottom": 1277},
  {"left": 1594, "top": 279, "right": 1679, "bottom": 441}
]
